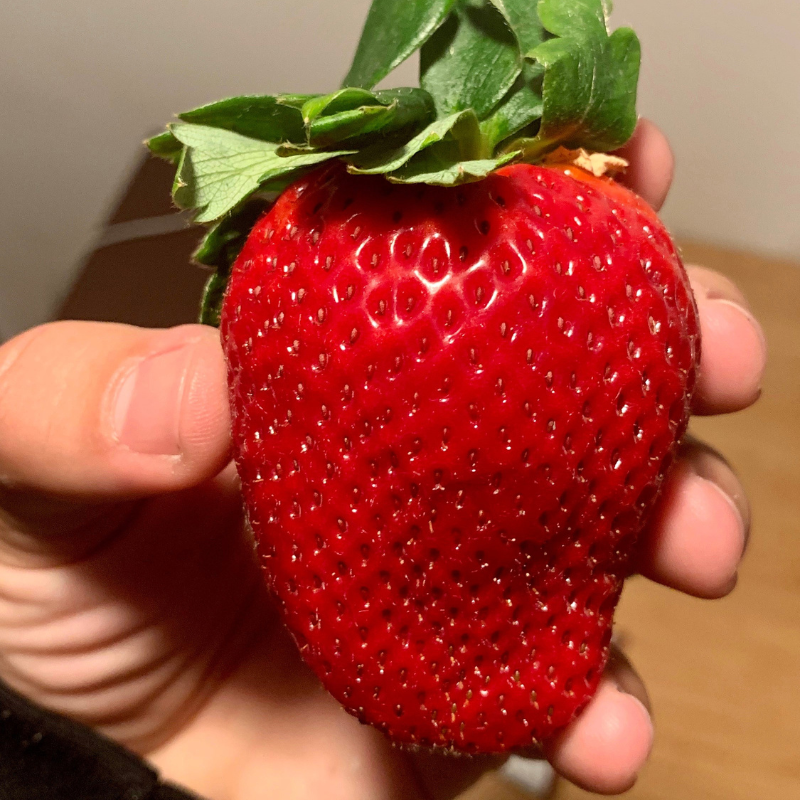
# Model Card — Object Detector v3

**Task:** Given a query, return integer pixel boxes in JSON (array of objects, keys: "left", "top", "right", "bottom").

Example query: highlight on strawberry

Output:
[{"left": 148, "top": 0, "right": 700, "bottom": 755}]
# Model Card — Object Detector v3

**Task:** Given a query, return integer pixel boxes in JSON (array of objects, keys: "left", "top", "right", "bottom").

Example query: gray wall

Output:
[{"left": 1, "top": 0, "right": 798, "bottom": 339}]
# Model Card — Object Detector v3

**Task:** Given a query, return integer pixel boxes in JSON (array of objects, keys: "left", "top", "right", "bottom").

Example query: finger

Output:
[
  {"left": 0, "top": 321, "right": 230, "bottom": 512},
  {"left": 636, "top": 439, "right": 749, "bottom": 599},
  {"left": 545, "top": 648, "right": 653, "bottom": 795},
  {"left": 688, "top": 266, "right": 767, "bottom": 415},
  {"left": 614, "top": 119, "right": 674, "bottom": 211}
]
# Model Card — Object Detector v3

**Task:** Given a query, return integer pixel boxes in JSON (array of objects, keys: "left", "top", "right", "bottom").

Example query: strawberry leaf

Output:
[
  {"left": 148, "top": 0, "right": 644, "bottom": 221},
  {"left": 177, "top": 96, "right": 308, "bottom": 143},
  {"left": 348, "top": 111, "right": 485, "bottom": 175},
  {"left": 388, "top": 148, "right": 519, "bottom": 186},
  {"left": 509, "top": 0, "right": 640, "bottom": 159},
  {"left": 171, "top": 123, "right": 354, "bottom": 222},
  {"left": 194, "top": 200, "right": 272, "bottom": 271},
  {"left": 171, "top": 125, "right": 280, "bottom": 222},
  {"left": 196, "top": 200, "right": 273, "bottom": 326},
  {"left": 271, "top": 94, "right": 315, "bottom": 110},
  {"left": 421, "top": 0, "right": 522, "bottom": 121},
  {"left": 479, "top": 62, "right": 544, "bottom": 150},
  {"left": 302, "top": 89, "right": 379, "bottom": 122},
  {"left": 303, "top": 88, "right": 436, "bottom": 148},
  {"left": 475, "top": 0, "right": 547, "bottom": 150},
  {"left": 350, "top": 110, "right": 516, "bottom": 187},
  {"left": 343, "top": 0, "right": 459, "bottom": 90},
  {"left": 147, "top": 131, "right": 183, "bottom": 164},
  {"left": 199, "top": 271, "right": 229, "bottom": 328},
  {"left": 488, "top": 0, "right": 547, "bottom": 53},
  {"left": 308, "top": 107, "right": 395, "bottom": 148}
]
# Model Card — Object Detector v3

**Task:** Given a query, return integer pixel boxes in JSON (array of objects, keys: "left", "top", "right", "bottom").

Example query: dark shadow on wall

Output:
[{"left": 57, "top": 157, "right": 208, "bottom": 329}]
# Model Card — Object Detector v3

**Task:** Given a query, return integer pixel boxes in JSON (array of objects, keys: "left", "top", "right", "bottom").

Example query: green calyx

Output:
[{"left": 147, "top": 0, "right": 640, "bottom": 325}]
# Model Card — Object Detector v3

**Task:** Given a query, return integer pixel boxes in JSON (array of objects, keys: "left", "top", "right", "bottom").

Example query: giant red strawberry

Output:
[
  {"left": 151, "top": 0, "right": 700, "bottom": 754},
  {"left": 220, "top": 162, "right": 698, "bottom": 752}
]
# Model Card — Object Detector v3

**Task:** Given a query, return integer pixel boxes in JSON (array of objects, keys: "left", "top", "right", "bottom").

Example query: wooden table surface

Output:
[{"left": 468, "top": 242, "right": 800, "bottom": 799}]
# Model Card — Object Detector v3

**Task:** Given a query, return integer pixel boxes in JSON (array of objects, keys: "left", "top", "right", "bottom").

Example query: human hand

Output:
[{"left": 0, "top": 120, "right": 765, "bottom": 799}]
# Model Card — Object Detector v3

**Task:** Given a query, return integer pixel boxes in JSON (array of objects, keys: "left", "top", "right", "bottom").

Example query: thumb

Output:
[{"left": 0, "top": 321, "right": 231, "bottom": 506}]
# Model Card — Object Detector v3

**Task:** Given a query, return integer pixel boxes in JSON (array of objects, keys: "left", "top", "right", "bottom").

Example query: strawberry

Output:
[
  {"left": 151, "top": 0, "right": 700, "bottom": 754},
  {"left": 220, "top": 161, "right": 698, "bottom": 752}
]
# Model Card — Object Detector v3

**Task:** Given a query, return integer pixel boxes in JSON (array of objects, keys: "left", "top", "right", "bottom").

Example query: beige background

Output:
[{"left": 1, "top": 0, "right": 799, "bottom": 339}]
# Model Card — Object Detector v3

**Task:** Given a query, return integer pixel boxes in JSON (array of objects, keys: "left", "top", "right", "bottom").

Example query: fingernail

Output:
[
  {"left": 689, "top": 448, "right": 750, "bottom": 550},
  {"left": 706, "top": 294, "right": 768, "bottom": 396},
  {"left": 606, "top": 651, "right": 653, "bottom": 718},
  {"left": 603, "top": 661, "right": 655, "bottom": 759},
  {"left": 622, "top": 693, "right": 655, "bottom": 753},
  {"left": 113, "top": 345, "right": 196, "bottom": 455},
  {"left": 708, "top": 291, "right": 768, "bottom": 364},
  {"left": 700, "top": 279, "right": 751, "bottom": 309}
]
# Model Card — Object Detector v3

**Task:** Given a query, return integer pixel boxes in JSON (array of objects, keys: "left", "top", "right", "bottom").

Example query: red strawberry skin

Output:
[{"left": 220, "top": 162, "right": 700, "bottom": 753}]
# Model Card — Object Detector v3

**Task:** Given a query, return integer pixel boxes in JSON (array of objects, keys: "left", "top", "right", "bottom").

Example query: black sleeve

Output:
[{"left": 0, "top": 678, "right": 207, "bottom": 800}]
